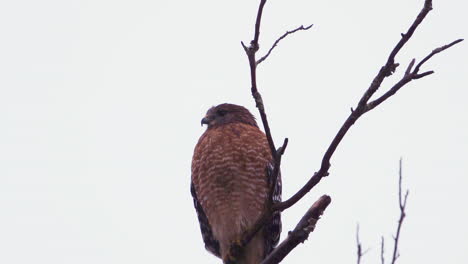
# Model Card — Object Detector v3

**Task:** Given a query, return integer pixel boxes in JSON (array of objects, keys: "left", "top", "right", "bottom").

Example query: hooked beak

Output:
[{"left": 201, "top": 116, "right": 212, "bottom": 126}]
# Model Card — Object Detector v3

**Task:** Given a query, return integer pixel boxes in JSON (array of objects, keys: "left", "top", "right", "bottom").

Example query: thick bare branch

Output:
[
  {"left": 257, "top": 24, "right": 314, "bottom": 65},
  {"left": 261, "top": 195, "right": 332, "bottom": 264}
]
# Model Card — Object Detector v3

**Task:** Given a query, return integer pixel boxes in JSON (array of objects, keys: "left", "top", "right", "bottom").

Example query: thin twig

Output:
[
  {"left": 257, "top": 24, "right": 313, "bottom": 65},
  {"left": 390, "top": 158, "right": 409, "bottom": 264},
  {"left": 356, "top": 224, "right": 369, "bottom": 264},
  {"left": 381, "top": 236, "right": 385, "bottom": 264},
  {"left": 252, "top": 0, "right": 267, "bottom": 48},
  {"left": 260, "top": 195, "right": 332, "bottom": 264},
  {"left": 414, "top": 38, "right": 464, "bottom": 73},
  {"left": 357, "top": 159, "right": 408, "bottom": 264}
]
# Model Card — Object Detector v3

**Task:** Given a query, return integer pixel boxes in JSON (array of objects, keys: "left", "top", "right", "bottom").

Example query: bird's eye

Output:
[{"left": 217, "top": 109, "right": 227, "bottom": 116}]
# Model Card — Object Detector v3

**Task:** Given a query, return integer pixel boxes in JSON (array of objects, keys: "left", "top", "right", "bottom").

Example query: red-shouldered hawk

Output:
[{"left": 191, "top": 103, "right": 281, "bottom": 264}]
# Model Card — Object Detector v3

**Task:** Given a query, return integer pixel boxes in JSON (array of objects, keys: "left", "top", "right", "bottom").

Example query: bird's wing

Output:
[
  {"left": 264, "top": 162, "right": 282, "bottom": 256},
  {"left": 190, "top": 182, "right": 221, "bottom": 257}
]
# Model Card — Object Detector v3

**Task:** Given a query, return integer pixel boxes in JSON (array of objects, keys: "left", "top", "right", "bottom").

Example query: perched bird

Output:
[{"left": 191, "top": 103, "right": 281, "bottom": 264}]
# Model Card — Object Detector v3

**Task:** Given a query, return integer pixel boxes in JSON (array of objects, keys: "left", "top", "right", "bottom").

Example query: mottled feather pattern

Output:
[
  {"left": 192, "top": 124, "right": 270, "bottom": 240},
  {"left": 264, "top": 163, "right": 282, "bottom": 255}
]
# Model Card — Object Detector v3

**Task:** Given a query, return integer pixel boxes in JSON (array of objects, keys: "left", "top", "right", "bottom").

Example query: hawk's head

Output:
[{"left": 201, "top": 103, "right": 258, "bottom": 129}]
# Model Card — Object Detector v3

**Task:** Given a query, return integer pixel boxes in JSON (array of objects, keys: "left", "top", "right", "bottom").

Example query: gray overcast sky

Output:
[{"left": 0, "top": 0, "right": 466, "bottom": 263}]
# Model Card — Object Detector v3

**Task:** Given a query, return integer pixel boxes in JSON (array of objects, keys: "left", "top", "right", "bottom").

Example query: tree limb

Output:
[{"left": 260, "top": 195, "right": 332, "bottom": 264}]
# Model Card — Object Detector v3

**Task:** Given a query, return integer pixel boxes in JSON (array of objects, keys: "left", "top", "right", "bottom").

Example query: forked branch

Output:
[
  {"left": 356, "top": 224, "right": 369, "bottom": 264},
  {"left": 362, "top": 159, "right": 409, "bottom": 264},
  {"left": 390, "top": 159, "right": 409, "bottom": 264},
  {"left": 365, "top": 38, "right": 463, "bottom": 112}
]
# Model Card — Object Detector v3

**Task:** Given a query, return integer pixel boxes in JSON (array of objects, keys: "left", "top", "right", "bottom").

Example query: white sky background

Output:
[{"left": 0, "top": 0, "right": 466, "bottom": 263}]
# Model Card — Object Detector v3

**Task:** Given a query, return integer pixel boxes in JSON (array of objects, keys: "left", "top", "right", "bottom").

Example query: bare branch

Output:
[
  {"left": 242, "top": 0, "right": 277, "bottom": 159},
  {"left": 414, "top": 38, "right": 464, "bottom": 73},
  {"left": 381, "top": 236, "right": 385, "bottom": 264},
  {"left": 252, "top": 0, "right": 268, "bottom": 49},
  {"left": 261, "top": 195, "right": 332, "bottom": 264},
  {"left": 404, "top": 59, "right": 416, "bottom": 76},
  {"left": 413, "top": 71, "right": 434, "bottom": 79},
  {"left": 274, "top": 0, "right": 462, "bottom": 213},
  {"left": 357, "top": 159, "right": 408, "bottom": 264},
  {"left": 356, "top": 224, "right": 369, "bottom": 264},
  {"left": 365, "top": 39, "right": 463, "bottom": 113},
  {"left": 386, "top": 0, "right": 433, "bottom": 68},
  {"left": 257, "top": 24, "right": 313, "bottom": 65},
  {"left": 390, "top": 158, "right": 409, "bottom": 264}
]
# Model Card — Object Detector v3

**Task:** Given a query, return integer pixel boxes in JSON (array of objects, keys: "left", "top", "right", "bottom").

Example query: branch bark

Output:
[{"left": 260, "top": 195, "right": 331, "bottom": 264}]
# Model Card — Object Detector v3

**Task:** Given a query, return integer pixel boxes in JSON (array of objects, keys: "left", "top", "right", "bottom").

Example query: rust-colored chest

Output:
[{"left": 191, "top": 123, "right": 272, "bottom": 229}]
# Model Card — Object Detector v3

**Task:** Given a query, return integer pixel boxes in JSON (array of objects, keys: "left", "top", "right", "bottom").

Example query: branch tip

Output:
[
  {"left": 415, "top": 71, "right": 434, "bottom": 79},
  {"left": 405, "top": 59, "right": 416, "bottom": 76},
  {"left": 277, "top": 138, "right": 289, "bottom": 156},
  {"left": 241, "top": 41, "right": 248, "bottom": 52}
]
